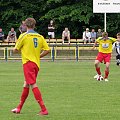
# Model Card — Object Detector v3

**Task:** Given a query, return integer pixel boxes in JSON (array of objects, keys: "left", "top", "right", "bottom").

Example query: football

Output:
[{"left": 97, "top": 75, "right": 104, "bottom": 81}]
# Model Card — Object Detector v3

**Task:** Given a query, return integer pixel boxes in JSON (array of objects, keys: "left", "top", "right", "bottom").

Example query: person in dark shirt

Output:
[
  {"left": 48, "top": 20, "right": 55, "bottom": 39},
  {"left": 0, "top": 28, "right": 4, "bottom": 42},
  {"left": 97, "top": 29, "right": 102, "bottom": 38}
]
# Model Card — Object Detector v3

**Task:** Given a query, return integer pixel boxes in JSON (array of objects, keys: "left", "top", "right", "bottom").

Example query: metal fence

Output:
[{"left": 0, "top": 44, "right": 116, "bottom": 61}]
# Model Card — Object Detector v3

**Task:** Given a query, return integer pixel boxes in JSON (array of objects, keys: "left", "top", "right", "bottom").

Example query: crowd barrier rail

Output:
[{"left": 0, "top": 43, "right": 98, "bottom": 61}]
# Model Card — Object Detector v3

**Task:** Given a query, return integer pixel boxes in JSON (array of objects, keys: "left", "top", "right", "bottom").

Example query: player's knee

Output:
[
  {"left": 106, "top": 62, "right": 110, "bottom": 68},
  {"left": 30, "top": 83, "right": 37, "bottom": 89},
  {"left": 23, "top": 83, "right": 29, "bottom": 88},
  {"left": 105, "top": 65, "right": 109, "bottom": 71},
  {"left": 94, "top": 61, "right": 99, "bottom": 66}
]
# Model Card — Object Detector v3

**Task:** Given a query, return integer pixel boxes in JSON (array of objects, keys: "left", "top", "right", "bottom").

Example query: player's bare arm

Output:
[
  {"left": 13, "top": 48, "right": 19, "bottom": 53},
  {"left": 40, "top": 50, "right": 50, "bottom": 58},
  {"left": 92, "top": 41, "right": 97, "bottom": 50}
]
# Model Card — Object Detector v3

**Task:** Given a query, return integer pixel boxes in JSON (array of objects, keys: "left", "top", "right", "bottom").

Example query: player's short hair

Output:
[
  {"left": 102, "top": 32, "right": 108, "bottom": 37},
  {"left": 117, "top": 32, "right": 120, "bottom": 36},
  {"left": 25, "top": 18, "right": 36, "bottom": 29}
]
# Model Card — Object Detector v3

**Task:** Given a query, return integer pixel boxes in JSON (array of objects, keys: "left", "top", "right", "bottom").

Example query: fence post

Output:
[
  {"left": 5, "top": 47, "right": 8, "bottom": 61},
  {"left": 52, "top": 45, "right": 55, "bottom": 61},
  {"left": 76, "top": 45, "right": 78, "bottom": 61}
]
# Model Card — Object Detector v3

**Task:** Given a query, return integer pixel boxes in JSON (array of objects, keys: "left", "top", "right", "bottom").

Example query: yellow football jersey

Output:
[
  {"left": 96, "top": 37, "right": 116, "bottom": 53},
  {"left": 15, "top": 30, "right": 50, "bottom": 68}
]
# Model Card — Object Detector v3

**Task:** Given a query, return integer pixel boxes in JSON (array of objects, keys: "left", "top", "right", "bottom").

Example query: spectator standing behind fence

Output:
[
  {"left": 6, "top": 28, "right": 17, "bottom": 42},
  {"left": 97, "top": 29, "right": 102, "bottom": 38},
  {"left": 62, "top": 27, "right": 70, "bottom": 44},
  {"left": 91, "top": 29, "right": 96, "bottom": 43},
  {"left": 0, "top": 28, "right": 4, "bottom": 42},
  {"left": 48, "top": 20, "right": 55, "bottom": 39},
  {"left": 19, "top": 21, "right": 27, "bottom": 33},
  {"left": 83, "top": 28, "right": 91, "bottom": 44}
]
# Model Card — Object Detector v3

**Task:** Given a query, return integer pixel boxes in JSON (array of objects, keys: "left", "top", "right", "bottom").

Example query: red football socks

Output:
[
  {"left": 96, "top": 67, "right": 101, "bottom": 75},
  {"left": 32, "top": 87, "right": 46, "bottom": 112},
  {"left": 105, "top": 70, "right": 109, "bottom": 79},
  {"left": 17, "top": 87, "right": 29, "bottom": 110}
]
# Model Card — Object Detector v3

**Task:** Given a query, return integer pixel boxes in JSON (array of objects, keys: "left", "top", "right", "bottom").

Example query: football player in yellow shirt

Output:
[
  {"left": 92, "top": 32, "right": 116, "bottom": 81},
  {"left": 11, "top": 18, "right": 50, "bottom": 115}
]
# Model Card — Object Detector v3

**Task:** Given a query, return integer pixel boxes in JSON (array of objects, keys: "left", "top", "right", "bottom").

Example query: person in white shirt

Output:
[
  {"left": 62, "top": 27, "right": 70, "bottom": 44},
  {"left": 112, "top": 32, "right": 120, "bottom": 66},
  {"left": 83, "top": 28, "right": 91, "bottom": 44},
  {"left": 6, "top": 28, "right": 17, "bottom": 42}
]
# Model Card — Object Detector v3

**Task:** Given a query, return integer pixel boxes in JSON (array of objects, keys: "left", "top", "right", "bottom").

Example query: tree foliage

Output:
[{"left": 0, "top": 0, "right": 120, "bottom": 38}]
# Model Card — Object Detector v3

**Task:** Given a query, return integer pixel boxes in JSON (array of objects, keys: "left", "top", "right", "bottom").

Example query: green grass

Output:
[{"left": 0, "top": 61, "right": 120, "bottom": 120}]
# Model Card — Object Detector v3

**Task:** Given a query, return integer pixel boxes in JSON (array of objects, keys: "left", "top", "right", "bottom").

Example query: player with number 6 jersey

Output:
[
  {"left": 11, "top": 18, "right": 50, "bottom": 115},
  {"left": 15, "top": 29, "right": 49, "bottom": 69}
]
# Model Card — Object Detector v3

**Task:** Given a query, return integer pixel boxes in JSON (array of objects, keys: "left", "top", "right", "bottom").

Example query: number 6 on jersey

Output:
[{"left": 33, "top": 38, "right": 38, "bottom": 48}]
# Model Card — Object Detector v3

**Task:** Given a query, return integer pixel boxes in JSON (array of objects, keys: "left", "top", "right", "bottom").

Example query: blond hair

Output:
[
  {"left": 25, "top": 18, "right": 36, "bottom": 29},
  {"left": 102, "top": 32, "right": 108, "bottom": 37}
]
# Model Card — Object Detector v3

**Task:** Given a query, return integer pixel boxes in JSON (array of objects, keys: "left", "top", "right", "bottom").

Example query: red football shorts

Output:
[
  {"left": 23, "top": 61, "right": 39, "bottom": 85},
  {"left": 96, "top": 52, "right": 111, "bottom": 63}
]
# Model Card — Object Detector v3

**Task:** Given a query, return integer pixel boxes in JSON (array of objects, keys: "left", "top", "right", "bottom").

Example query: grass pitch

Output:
[{"left": 0, "top": 61, "right": 120, "bottom": 120}]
